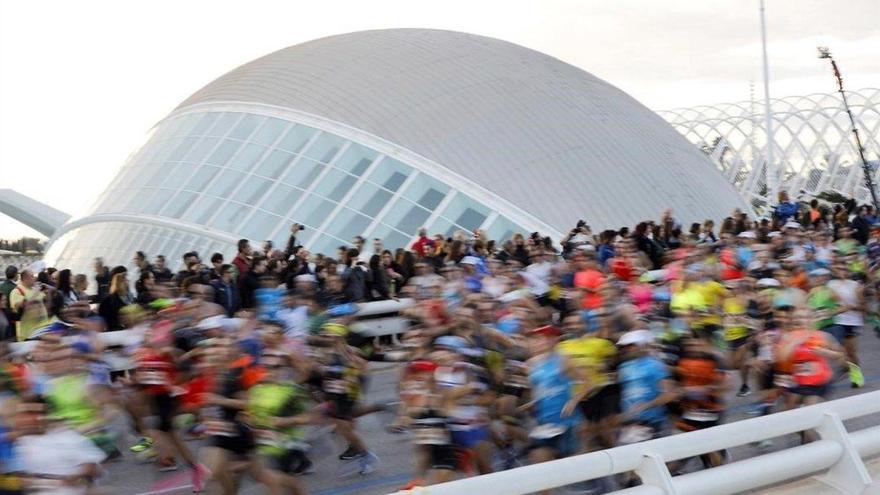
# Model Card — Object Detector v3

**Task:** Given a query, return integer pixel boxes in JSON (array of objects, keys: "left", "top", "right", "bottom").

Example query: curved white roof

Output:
[{"left": 178, "top": 29, "right": 749, "bottom": 229}]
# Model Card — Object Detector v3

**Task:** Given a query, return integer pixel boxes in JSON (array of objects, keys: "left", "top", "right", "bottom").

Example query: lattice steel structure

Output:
[{"left": 659, "top": 88, "right": 880, "bottom": 210}]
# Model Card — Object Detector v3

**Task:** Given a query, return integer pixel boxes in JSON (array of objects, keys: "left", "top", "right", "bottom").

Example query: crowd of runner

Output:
[{"left": 0, "top": 194, "right": 878, "bottom": 494}]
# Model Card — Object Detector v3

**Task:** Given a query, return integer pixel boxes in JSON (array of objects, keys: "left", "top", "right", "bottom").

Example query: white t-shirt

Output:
[
  {"left": 17, "top": 427, "right": 106, "bottom": 495},
  {"left": 828, "top": 279, "right": 863, "bottom": 326}
]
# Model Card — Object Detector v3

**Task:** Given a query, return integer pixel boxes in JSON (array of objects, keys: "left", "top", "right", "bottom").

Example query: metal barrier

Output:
[{"left": 390, "top": 390, "right": 880, "bottom": 495}]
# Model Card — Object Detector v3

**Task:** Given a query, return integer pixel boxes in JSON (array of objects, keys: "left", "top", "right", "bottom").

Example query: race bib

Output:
[
  {"left": 529, "top": 424, "right": 566, "bottom": 440},
  {"left": 137, "top": 369, "right": 169, "bottom": 386},
  {"left": 203, "top": 419, "right": 237, "bottom": 437},
  {"left": 413, "top": 426, "right": 450, "bottom": 445},
  {"left": 774, "top": 374, "right": 794, "bottom": 388},
  {"left": 793, "top": 362, "right": 818, "bottom": 377},
  {"left": 324, "top": 379, "right": 349, "bottom": 395},
  {"left": 682, "top": 410, "right": 720, "bottom": 422},
  {"left": 255, "top": 429, "right": 281, "bottom": 447}
]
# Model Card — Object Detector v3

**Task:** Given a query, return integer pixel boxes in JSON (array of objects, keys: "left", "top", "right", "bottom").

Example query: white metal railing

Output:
[{"left": 390, "top": 390, "right": 880, "bottom": 495}]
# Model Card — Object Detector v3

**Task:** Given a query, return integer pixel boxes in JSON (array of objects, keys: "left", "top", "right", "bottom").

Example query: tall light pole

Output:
[
  {"left": 759, "top": 0, "right": 777, "bottom": 207},
  {"left": 818, "top": 46, "right": 880, "bottom": 211}
]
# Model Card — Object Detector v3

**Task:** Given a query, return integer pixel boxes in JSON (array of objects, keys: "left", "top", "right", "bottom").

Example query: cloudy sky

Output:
[{"left": 1, "top": 0, "right": 878, "bottom": 237}]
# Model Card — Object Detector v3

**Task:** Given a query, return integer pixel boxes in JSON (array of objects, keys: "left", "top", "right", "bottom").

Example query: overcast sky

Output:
[{"left": 1, "top": 0, "right": 878, "bottom": 237}]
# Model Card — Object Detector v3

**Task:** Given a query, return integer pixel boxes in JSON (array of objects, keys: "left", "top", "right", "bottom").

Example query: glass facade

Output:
[{"left": 47, "top": 110, "right": 526, "bottom": 272}]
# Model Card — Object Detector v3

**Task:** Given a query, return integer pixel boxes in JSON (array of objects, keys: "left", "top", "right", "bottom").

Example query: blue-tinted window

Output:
[
  {"left": 184, "top": 196, "right": 224, "bottom": 224},
  {"left": 240, "top": 210, "right": 282, "bottom": 241},
  {"left": 256, "top": 150, "right": 294, "bottom": 179},
  {"left": 168, "top": 137, "right": 199, "bottom": 161},
  {"left": 277, "top": 126, "right": 315, "bottom": 153},
  {"left": 205, "top": 140, "right": 240, "bottom": 167},
  {"left": 403, "top": 175, "right": 450, "bottom": 210},
  {"left": 207, "top": 113, "right": 241, "bottom": 137},
  {"left": 335, "top": 144, "right": 377, "bottom": 176},
  {"left": 228, "top": 114, "right": 264, "bottom": 140},
  {"left": 184, "top": 165, "right": 220, "bottom": 192},
  {"left": 209, "top": 169, "right": 247, "bottom": 197},
  {"left": 441, "top": 193, "right": 490, "bottom": 231},
  {"left": 304, "top": 133, "right": 345, "bottom": 163},
  {"left": 347, "top": 183, "right": 392, "bottom": 218},
  {"left": 384, "top": 198, "right": 431, "bottom": 235},
  {"left": 234, "top": 177, "right": 272, "bottom": 205},
  {"left": 282, "top": 158, "right": 326, "bottom": 189},
  {"left": 262, "top": 183, "right": 302, "bottom": 216},
  {"left": 191, "top": 113, "right": 221, "bottom": 135},
  {"left": 210, "top": 201, "right": 250, "bottom": 232},
  {"left": 314, "top": 169, "right": 357, "bottom": 202},
  {"left": 228, "top": 143, "right": 267, "bottom": 171},
  {"left": 289, "top": 194, "right": 335, "bottom": 229},
  {"left": 185, "top": 137, "right": 219, "bottom": 164},
  {"left": 141, "top": 189, "right": 174, "bottom": 215},
  {"left": 162, "top": 191, "right": 197, "bottom": 218},
  {"left": 327, "top": 208, "right": 371, "bottom": 241},
  {"left": 251, "top": 118, "right": 288, "bottom": 146},
  {"left": 367, "top": 159, "right": 412, "bottom": 191}
]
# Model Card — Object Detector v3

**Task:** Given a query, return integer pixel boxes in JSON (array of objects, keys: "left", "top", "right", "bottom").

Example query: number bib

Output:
[
  {"left": 774, "top": 374, "right": 794, "bottom": 388},
  {"left": 682, "top": 409, "right": 720, "bottom": 422},
  {"left": 137, "top": 369, "right": 170, "bottom": 386},
  {"left": 324, "top": 379, "right": 349, "bottom": 395},
  {"left": 254, "top": 429, "right": 281, "bottom": 447},
  {"left": 412, "top": 420, "right": 451, "bottom": 445}
]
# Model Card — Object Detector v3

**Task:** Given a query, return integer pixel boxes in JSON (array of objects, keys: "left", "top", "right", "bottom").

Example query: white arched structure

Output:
[
  {"left": 43, "top": 29, "right": 748, "bottom": 274},
  {"left": 659, "top": 89, "right": 880, "bottom": 210}
]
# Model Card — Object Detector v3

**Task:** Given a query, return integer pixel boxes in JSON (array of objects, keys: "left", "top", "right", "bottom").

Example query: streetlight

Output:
[{"left": 817, "top": 46, "right": 879, "bottom": 211}]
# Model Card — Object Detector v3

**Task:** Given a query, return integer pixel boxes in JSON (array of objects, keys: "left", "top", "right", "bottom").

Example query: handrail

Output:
[{"left": 389, "top": 390, "right": 880, "bottom": 495}]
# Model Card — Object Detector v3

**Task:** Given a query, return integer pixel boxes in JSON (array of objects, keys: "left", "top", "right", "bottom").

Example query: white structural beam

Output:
[{"left": 0, "top": 188, "right": 70, "bottom": 237}]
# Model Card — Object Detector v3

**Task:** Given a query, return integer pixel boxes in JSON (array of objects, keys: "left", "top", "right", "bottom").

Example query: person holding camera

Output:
[{"left": 561, "top": 220, "right": 592, "bottom": 257}]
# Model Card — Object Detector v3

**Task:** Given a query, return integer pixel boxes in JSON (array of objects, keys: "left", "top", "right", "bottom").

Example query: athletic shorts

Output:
[
  {"left": 839, "top": 325, "right": 860, "bottom": 338},
  {"left": 326, "top": 395, "right": 357, "bottom": 421},
  {"left": 695, "top": 324, "right": 721, "bottom": 341},
  {"left": 821, "top": 325, "right": 846, "bottom": 345},
  {"left": 211, "top": 424, "right": 255, "bottom": 456},
  {"left": 265, "top": 448, "right": 306, "bottom": 473},
  {"left": 580, "top": 384, "right": 621, "bottom": 422},
  {"left": 450, "top": 426, "right": 490, "bottom": 448},
  {"left": 758, "top": 369, "right": 775, "bottom": 390},
  {"left": 678, "top": 412, "right": 722, "bottom": 431},
  {"left": 790, "top": 384, "right": 829, "bottom": 398},
  {"left": 151, "top": 392, "right": 177, "bottom": 432},
  {"left": 726, "top": 337, "right": 750, "bottom": 351},
  {"left": 424, "top": 444, "right": 457, "bottom": 471},
  {"left": 526, "top": 427, "right": 578, "bottom": 457},
  {"left": 501, "top": 384, "right": 528, "bottom": 398}
]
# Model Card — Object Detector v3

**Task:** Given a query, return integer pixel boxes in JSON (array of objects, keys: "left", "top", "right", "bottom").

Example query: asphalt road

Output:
[{"left": 100, "top": 329, "right": 880, "bottom": 495}]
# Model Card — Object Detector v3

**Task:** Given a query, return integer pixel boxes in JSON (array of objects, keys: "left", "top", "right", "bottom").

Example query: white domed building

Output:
[{"left": 42, "top": 29, "right": 749, "bottom": 273}]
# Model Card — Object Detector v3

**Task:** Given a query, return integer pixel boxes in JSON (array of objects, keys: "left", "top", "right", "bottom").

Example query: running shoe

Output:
[
  {"left": 338, "top": 446, "right": 365, "bottom": 460},
  {"left": 129, "top": 437, "right": 154, "bottom": 453},
  {"left": 190, "top": 463, "right": 210, "bottom": 493},
  {"left": 848, "top": 362, "right": 865, "bottom": 388},
  {"left": 157, "top": 458, "right": 178, "bottom": 472},
  {"left": 293, "top": 458, "right": 315, "bottom": 475},
  {"left": 737, "top": 384, "right": 751, "bottom": 397},
  {"left": 104, "top": 449, "right": 123, "bottom": 463}
]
